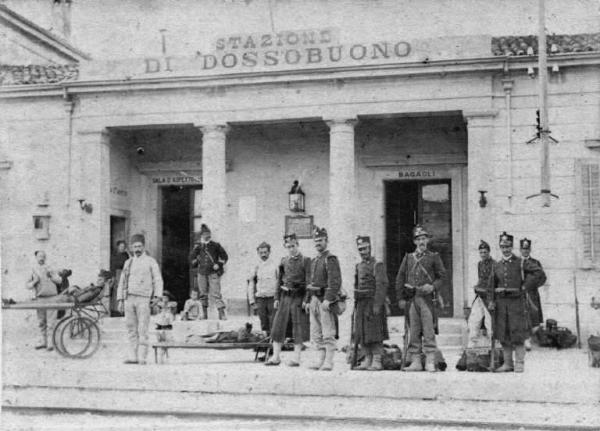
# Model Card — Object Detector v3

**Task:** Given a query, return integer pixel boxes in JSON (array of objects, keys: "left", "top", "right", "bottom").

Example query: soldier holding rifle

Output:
[{"left": 395, "top": 225, "right": 446, "bottom": 372}]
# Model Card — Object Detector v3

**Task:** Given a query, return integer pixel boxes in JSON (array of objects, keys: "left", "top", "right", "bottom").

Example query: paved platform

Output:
[{"left": 2, "top": 311, "right": 599, "bottom": 429}]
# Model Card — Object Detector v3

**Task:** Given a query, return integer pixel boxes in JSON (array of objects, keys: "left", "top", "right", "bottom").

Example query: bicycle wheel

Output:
[
  {"left": 53, "top": 315, "right": 73, "bottom": 357},
  {"left": 57, "top": 316, "right": 101, "bottom": 359}
]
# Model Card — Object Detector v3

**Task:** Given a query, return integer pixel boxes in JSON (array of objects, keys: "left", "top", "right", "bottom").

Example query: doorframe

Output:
[{"left": 379, "top": 164, "right": 467, "bottom": 318}]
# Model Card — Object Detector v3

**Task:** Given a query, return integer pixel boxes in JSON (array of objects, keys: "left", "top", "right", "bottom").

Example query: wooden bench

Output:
[{"left": 151, "top": 342, "right": 272, "bottom": 363}]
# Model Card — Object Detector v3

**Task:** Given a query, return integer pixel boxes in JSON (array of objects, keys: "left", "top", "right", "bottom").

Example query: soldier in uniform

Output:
[
  {"left": 307, "top": 226, "right": 341, "bottom": 371},
  {"left": 489, "top": 232, "right": 545, "bottom": 373},
  {"left": 353, "top": 236, "right": 389, "bottom": 371},
  {"left": 467, "top": 240, "right": 495, "bottom": 348},
  {"left": 395, "top": 225, "right": 446, "bottom": 372},
  {"left": 266, "top": 234, "right": 311, "bottom": 366},
  {"left": 520, "top": 238, "right": 547, "bottom": 351},
  {"left": 189, "top": 224, "right": 229, "bottom": 320}
]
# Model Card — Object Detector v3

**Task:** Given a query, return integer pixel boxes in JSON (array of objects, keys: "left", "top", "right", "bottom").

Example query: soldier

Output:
[
  {"left": 189, "top": 224, "right": 229, "bottom": 320},
  {"left": 395, "top": 225, "right": 446, "bottom": 372},
  {"left": 520, "top": 238, "right": 547, "bottom": 351},
  {"left": 489, "top": 232, "right": 545, "bottom": 373},
  {"left": 353, "top": 236, "right": 389, "bottom": 371},
  {"left": 266, "top": 234, "right": 311, "bottom": 366},
  {"left": 307, "top": 226, "right": 341, "bottom": 371},
  {"left": 467, "top": 240, "right": 495, "bottom": 348}
]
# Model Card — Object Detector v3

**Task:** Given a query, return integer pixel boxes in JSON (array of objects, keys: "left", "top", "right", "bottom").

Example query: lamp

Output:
[
  {"left": 77, "top": 198, "right": 93, "bottom": 214},
  {"left": 288, "top": 180, "right": 305, "bottom": 213},
  {"left": 478, "top": 190, "right": 488, "bottom": 208}
]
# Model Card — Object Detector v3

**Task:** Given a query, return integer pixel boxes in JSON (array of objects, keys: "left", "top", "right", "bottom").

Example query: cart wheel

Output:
[
  {"left": 57, "top": 316, "right": 101, "bottom": 359},
  {"left": 53, "top": 315, "right": 73, "bottom": 357}
]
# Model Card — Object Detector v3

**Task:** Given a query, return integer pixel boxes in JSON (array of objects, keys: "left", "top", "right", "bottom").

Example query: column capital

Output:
[
  {"left": 197, "top": 124, "right": 230, "bottom": 137},
  {"left": 324, "top": 117, "right": 358, "bottom": 132},
  {"left": 76, "top": 128, "right": 111, "bottom": 145},
  {"left": 463, "top": 110, "right": 498, "bottom": 128}
]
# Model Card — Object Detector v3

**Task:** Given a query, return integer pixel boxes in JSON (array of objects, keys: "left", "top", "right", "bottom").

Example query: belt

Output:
[
  {"left": 156, "top": 324, "right": 172, "bottom": 330},
  {"left": 308, "top": 285, "right": 325, "bottom": 296}
]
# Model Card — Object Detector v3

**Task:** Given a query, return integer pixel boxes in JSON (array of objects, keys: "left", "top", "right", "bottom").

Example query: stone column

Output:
[
  {"left": 198, "top": 124, "right": 229, "bottom": 236},
  {"left": 75, "top": 129, "right": 111, "bottom": 277},
  {"left": 326, "top": 117, "right": 358, "bottom": 314},
  {"left": 464, "top": 111, "right": 497, "bottom": 307}
]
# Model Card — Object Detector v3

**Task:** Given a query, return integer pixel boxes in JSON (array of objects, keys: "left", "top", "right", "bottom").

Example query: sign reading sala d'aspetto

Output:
[{"left": 79, "top": 29, "right": 487, "bottom": 81}]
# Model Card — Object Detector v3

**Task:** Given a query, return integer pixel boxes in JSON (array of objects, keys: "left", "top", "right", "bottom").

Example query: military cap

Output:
[
  {"left": 257, "top": 241, "right": 271, "bottom": 251},
  {"left": 356, "top": 236, "right": 371, "bottom": 248},
  {"left": 130, "top": 233, "right": 145, "bottom": 245},
  {"left": 412, "top": 225, "right": 430, "bottom": 239},
  {"left": 478, "top": 240, "right": 490, "bottom": 251},
  {"left": 520, "top": 238, "right": 532, "bottom": 249},
  {"left": 200, "top": 224, "right": 211, "bottom": 234},
  {"left": 283, "top": 233, "right": 297, "bottom": 244},
  {"left": 313, "top": 226, "right": 328, "bottom": 239},
  {"left": 98, "top": 269, "right": 113, "bottom": 280},
  {"left": 499, "top": 232, "right": 513, "bottom": 247}
]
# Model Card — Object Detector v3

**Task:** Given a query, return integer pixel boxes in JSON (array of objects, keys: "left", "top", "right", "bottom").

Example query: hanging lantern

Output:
[{"left": 288, "top": 180, "right": 305, "bottom": 212}]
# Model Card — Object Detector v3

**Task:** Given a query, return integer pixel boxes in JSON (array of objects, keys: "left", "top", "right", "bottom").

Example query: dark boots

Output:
[
  {"left": 218, "top": 307, "right": 227, "bottom": 321},
  {"left": 201, "top": 306, "right": 208, "bottom": 320}
]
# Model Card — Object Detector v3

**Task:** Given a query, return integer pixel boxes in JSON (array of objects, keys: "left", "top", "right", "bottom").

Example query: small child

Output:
[
  {"left": 182, "top": 289, "right": 202, "bottom": 321},
  {"left": 155, "top": 291, "right": 176, "bottom": 363}
]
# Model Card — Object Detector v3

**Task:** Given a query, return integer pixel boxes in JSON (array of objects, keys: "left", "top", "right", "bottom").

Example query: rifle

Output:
[
  {"left": 400, "top": 283, "right": 414, "bottom": 371},
  {"left": 350, "top": 300, "right": 359, "bottom": 369},
  {"left": 573, "top": 271, "right": 582, "bottom": 349},
  {"left": 488, "top": 272, "right": 496, "bottom": 371},
  {"left": 415, "top": 259, "right": 441, "bottom": 333}
]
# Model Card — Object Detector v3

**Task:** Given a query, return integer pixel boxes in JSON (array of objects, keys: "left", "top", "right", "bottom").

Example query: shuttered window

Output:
[{"left": 577, "top": 160, "right": 600, "bottom": 266}]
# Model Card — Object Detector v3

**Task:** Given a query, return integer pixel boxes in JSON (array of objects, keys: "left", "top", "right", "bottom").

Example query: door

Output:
[{"left": 385, "top": 180, "right": 453, "bottom": 317}]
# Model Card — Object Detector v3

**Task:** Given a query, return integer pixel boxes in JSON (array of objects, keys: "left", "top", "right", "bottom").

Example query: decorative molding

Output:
[
  {"left": 585, "top": 139, "right": 600, "bottom": 150},
  {"left": 136, "top": 160, "right": 232, "bottom": 173},
  {"left": 0, "top": 160, "right": 14, "bottom": 170},
  {"left": 463, "top": 110, "right": 498, "bottom": 120},
  {"left": 361, "top": 154, "right": 467, "bottom": 168}
]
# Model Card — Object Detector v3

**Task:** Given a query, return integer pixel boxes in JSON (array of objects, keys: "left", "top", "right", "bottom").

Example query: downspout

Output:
[
  {"left": 63, "top": 87, "right": 75, "bottom": 207},
  {"left": 502, "top": 62, "right": 514, "bottom": 212}
]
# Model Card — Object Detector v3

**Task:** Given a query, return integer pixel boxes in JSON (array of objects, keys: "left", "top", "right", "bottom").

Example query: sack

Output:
[
  {"left": 457, "top": 348, "right": 504, "bottom": 372},
  {"left": 534, "top": 325, "right": 577, "bottom": 349},
  {"left": 381, "top": 344, "right": 403, "bottom": 370},
  {"left": 588, "top": 335, "right": 600, "bottom": 368}
]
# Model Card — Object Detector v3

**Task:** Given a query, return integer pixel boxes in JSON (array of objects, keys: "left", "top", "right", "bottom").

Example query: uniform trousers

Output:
[
  {"left": 407, "top": 295, "right": 437, "bottom": 357},
  {"left": 125, "top": 294, "right": 151, "bottom": 361},
  {"left": 309, "top": 295, "right": 337, "bottom": 350},
  {"left": 197, "top": 273, "right": 226, "bottom": 309},
  {"left": 467, "top": 296, "right": 493, "bottom": 348}
]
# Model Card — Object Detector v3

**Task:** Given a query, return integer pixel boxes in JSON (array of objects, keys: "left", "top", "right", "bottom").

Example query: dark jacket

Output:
[
  {"left": 474, "top": 257, "right": 494, "bottom": 304},
  {"left": 276, "top": 253, "right": 311, "bottom": 302},
  {"left": 395, "top": 250, "right": 446, "bottom": 301},
  {"left": 309, "top": 250, "right": 341, "bottom": 302},
  {"left": 189, "top": 241, "right": 228, "bottom": 276}
]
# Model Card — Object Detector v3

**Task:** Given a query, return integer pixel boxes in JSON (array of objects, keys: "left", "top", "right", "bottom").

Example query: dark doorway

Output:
[
  {"left": 385, "top": 180, "right": 453, "bottom": 317},
  {"left": 161, "top": 186, "right": 195, "bottom": 311},
  {"left": 109, "top": 216, "right": 128, "bottom": 317}
]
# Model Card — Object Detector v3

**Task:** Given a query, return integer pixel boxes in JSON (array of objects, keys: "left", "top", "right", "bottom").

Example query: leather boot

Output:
[
  {"left": 368, "top": 354, "right": 383, "bottom": 371},
  {"left": 319, "top": 346, "right": 335, "bottom": 371},
  {"left": 218, "top": 307, "right": 227, "bottom": 321},
  {"left": 404, "top": 355, "right": 424, "bottom": 372},
  {"left": 356, "top": 352, "right": 373, "bottom": 370},
  {"left": 202, "top": 306, "right": 208, "bottom": 320},
  {"left": 425, "top": 353, "right": 437, "bottom": 372},
  {"left": 495, "top": 346, "right": 514, "bottom": 372},
  {"left": 514, "top": 344, "right": 526, "bottom": 373},
  {"left": 309, "top": 349, "right": 326, "bottom": 370}
]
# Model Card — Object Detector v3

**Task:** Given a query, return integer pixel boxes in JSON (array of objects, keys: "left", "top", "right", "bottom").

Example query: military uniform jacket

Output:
[
  {"left": 490, "top": 255, "right": 544, "bottom": 298},
  {"left": 354, "top": 257, "right": 387, "bottom": 311},
  {"left": 189, "top": 241, "right": 228, "bottom": 276},
  {"left": 522, "top": 256, "right": 547, "bottom": 327},
  {"left": 474, "top": 258, "right": 494, "bottom": 304},
  {"left": 354, "top": 257, "right": 389, "bottom": 344},
  {"left": 395, "top": 250, "right": 446, "bottom": 301},
  {"left": 309, "top": 250, "right": 341, "bottom": 302},
  {"left": 276, "top": 253, "right": 311, "bottom": 302}
]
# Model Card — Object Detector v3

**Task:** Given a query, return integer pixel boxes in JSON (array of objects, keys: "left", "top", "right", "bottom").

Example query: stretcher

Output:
[
  {"left": 151, "top": 340, "right": 272, "bottom": 364},
  {"left": 2, "top": 297, "right": 107, "bottom": 359}
]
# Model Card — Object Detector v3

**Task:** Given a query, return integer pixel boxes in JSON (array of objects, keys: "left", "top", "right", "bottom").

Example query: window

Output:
[{"left": 576, "top": 160, "right": 600, "bottom": 267}]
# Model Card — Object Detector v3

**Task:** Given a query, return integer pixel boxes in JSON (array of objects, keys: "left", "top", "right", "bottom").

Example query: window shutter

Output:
[{"left": 577, "top": 159, "right": 600, "bottom": 266}]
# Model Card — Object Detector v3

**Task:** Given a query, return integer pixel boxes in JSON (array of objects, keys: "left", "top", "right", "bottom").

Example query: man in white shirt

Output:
[
  {"left": 26, "top": 250, "right": 62, "bottom": 350},
  {"left": 248, "top": 242, "right": 278, "bottom": 336},
  {"left": 117, "top": 234, "right": 163, "bottom": 365}
]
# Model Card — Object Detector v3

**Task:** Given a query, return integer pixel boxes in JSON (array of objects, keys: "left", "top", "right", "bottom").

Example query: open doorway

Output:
[
  {"left": 385, "top": 180, "right": 453, "bottom": 317},
  {"left": 161, "top": 186, "right": 202, "bottom": 311}
]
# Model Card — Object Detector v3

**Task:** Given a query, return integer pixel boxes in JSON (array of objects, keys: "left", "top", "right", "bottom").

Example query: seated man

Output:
[
  {"left": 204, "top": 322, "right": 264, "bottom": 344},
  {"left": 56, "top": 269, "right": 113, "bottom": 304}
]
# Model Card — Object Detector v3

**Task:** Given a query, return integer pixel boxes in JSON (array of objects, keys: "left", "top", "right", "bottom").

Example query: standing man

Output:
[
  {"left": 395, "top": 225, "right": 446, "bottom": 372},
  {"left": 353, "top": 236, "right": 389, "bottom": 371},
  {"left": 467, "top": 240, "right": 495, "bottom": 348},
  {"left": 520, "top": 238, "right": 547, "bottom": 351},
  {"left": 267, "top": 234, "right": 311, "bottom": 366},
  {"left": 489, "top": 232, "right": 544, "bottom": 373},
  {"left": 117, "top": 234, "right": 163, "bottom": 365},
  {"left": 110, "top": 240, "right": 130, "bottom": 316},
  {"left": 248, "top": 241, "right": 279, "bottom": 336},
  {"left": 307, "top": 226, "right": 341, "bottom": 371},
  {"left": 25, "top": 250, "right": 62, "bottom": 350},
  {"left": 189, "top": 224, "right": 229, "bottom": 320}
]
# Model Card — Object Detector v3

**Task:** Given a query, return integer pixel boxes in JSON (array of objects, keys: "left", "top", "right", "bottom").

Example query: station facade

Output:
[{"left": 1, "top": 1, "right": 599, "bottom": 336}]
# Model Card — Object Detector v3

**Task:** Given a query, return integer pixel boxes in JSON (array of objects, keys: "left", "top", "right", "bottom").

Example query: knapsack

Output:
[{"left": 456, "top": 348, "right": 504, "bottom": 372}]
